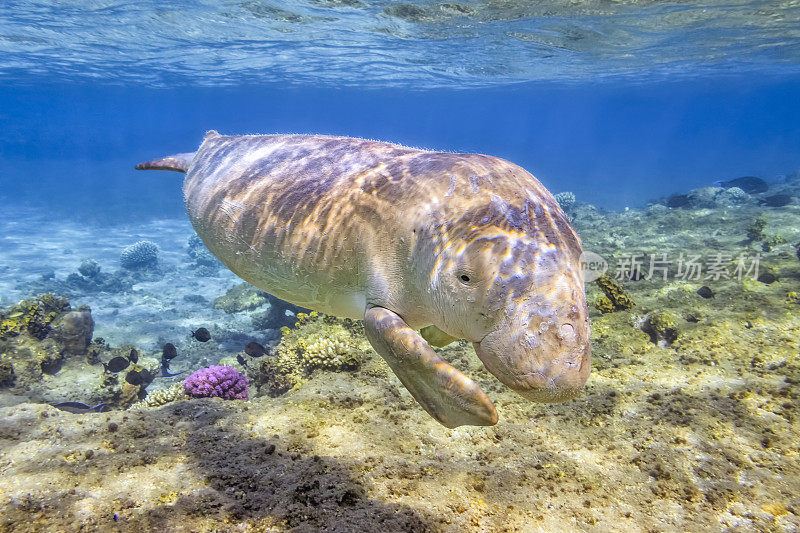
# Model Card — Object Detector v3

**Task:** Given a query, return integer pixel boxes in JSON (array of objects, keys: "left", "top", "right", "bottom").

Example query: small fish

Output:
[
  {"left": 696, "top": 286, "right": 714, "bottom": 299},
  {"left": 162, "top": 343, "right": 178, "bottom": 360},
  {"left": 237, "top": 354, "right": 248, "bottom": 367},
  {"left": 191, "top": 327, "right": 211, "bottom": 342},
  {"left": 245, "top": 341, "right": 267, "bottom": 357},
  {"left": 716, "top": 176, "right": 768, "bottom": 194},
  {"left": 759, "top": 194, "right": 793, "bottom": 207},
  {"left": 104, "top": 356, "right": 130, "bottom": 373},
  {"left": 127, "top": 348, "right": 139, "bottom": 364},
  {"left": 52, "top": 401, "right": 106, "bottom": 414}
]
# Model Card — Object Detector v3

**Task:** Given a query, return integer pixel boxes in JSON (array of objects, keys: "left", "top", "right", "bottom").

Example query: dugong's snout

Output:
[{"left": 473, "top": 315, "right": 591, "bottom": 403}]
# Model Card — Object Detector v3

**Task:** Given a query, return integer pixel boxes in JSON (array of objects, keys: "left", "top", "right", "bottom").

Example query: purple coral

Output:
[{"left": 184, "top": 365, "right": 249, "bottom": 400}]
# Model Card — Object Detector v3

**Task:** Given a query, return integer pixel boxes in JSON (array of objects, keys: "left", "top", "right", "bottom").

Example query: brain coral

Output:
[{"left": 120, "top": 241, "right": 160, "bottom": 270}]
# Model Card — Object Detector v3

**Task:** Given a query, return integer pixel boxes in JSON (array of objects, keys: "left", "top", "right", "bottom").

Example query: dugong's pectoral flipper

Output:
[{"left": 365, "top": 307, "right": 498, "bottom": 428}]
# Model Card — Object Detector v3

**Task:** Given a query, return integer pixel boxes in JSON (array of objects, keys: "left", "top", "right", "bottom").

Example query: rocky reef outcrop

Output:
[{"left": 0, "top": 294, "right": 159, "bottom": 409}]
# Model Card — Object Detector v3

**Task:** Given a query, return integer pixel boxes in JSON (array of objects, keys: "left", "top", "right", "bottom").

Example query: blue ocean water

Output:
[
  {"left": 1, "top": 1, "right": 799, "bottom": 216},
  {"left": 0, "top": 79, "right": 799, "bottom": 216}
]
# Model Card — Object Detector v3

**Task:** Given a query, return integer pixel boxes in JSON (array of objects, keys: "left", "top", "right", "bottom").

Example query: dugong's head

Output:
[{"left": 421, "top": 184, "right": 590, "bottom": 404}]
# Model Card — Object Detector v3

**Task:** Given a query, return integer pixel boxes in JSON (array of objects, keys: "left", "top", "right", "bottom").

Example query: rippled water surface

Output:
[{"left": 2, "top": 0, "right": 799, "bottom": 87}]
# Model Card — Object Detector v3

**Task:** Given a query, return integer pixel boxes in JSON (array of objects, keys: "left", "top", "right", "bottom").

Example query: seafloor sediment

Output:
[{"left": 0, "top": 180, "right": 799, "bottom": 532}]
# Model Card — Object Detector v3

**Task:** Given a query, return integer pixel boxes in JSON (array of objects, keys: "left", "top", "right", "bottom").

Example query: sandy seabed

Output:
[{"left": 1, "top": 188, "right": 799, "bottom": 532}]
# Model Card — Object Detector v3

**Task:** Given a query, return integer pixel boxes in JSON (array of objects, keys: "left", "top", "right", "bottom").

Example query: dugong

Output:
[{"left": 136, "top": 131, "right": 590, "bottom": 428}]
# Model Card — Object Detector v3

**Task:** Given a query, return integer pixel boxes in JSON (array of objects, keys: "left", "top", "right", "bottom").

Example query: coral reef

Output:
[
  {"left": 184, "top": 365, "right": 249, "bottom": 400},
  {"left": 554, "top": 191, "right": 576, "bottom": 211},
  {"left": 0, "top": 293, "right": 70, "bottom": 340},
  {"left": 594, "top": 274, "right": 635, "bottom": 312},
  {"left": 120, "top": 240, "right": 159, "bottom": 270},
  {"left": 252, "top": 312, "right": 367, "bottom": 396},
  {"left": 0, "top": 295, "right": 159, "bottom": 409},
  {"left": 132, "top": 383, "right": 186, "bottom": 408}
]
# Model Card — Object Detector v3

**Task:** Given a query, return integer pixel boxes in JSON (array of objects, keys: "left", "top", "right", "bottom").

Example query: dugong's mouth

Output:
[{"left": 473, "top": 333, "right": 590, "bottom": 404}]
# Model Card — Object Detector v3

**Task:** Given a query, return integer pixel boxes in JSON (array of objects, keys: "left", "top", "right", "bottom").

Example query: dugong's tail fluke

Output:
[{"left": 134, "top": 152, "right": 195, "bottom": 173}]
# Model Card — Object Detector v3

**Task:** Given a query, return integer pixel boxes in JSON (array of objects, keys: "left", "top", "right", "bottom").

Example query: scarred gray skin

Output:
[{"left": 136, "top": 131, "right": 590, "bottom": 428}]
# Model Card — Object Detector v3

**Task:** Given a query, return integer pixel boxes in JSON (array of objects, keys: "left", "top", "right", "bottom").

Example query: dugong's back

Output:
[{"left": 184, "top": 132, "right": 410, "bottom": 315}]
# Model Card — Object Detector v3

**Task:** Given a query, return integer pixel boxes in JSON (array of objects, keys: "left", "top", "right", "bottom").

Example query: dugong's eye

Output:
[{"left": 458, "top": 274, "right": 471, "bottom": 283}]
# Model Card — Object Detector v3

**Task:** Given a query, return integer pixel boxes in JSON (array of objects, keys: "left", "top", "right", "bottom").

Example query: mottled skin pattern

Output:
[{"left": 137, "top": 131, "right": 590, "bottom": 428}]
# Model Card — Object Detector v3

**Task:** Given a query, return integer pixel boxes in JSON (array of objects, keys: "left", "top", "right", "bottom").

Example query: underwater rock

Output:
[
  {"left": 65, "top": 262, "right": 133, "bottom": 294},
  {"left": 715, "top": 186, "right": 750, "bottom": 207},
  {"left": 717, "top": 176, "right": 769, "bottom": 194},
  {"left": 50, "top": 306, "right": 94, "bottom": 356},
  {"left": 21, "top": 260, "right": 132, "bottom": 298},
  {"left": 120, "top": 240, "right": 160, "bottom": 270},
  {"left": 761, "top": 234, "right": 786, "bottom": 252},
  {"left": 641, "top": 311, "right": 679, "bottom": 346},
  {"left": 667, "top": 187, "right": 750, "bottom": 209},
  {"left": 690, "top": 186, "right": 750, "bottom": 209},
  {"left": 184, "top": 365, "right": 249, "bottom": 400},
  {"left": 214, "top": 282, "right": 270, "bottom": 313},
  {"left": 746, "top": 214, "right": 767, "bottom": 241},
  {"left": 0, "top": 358, "right": 16, "bottom": 387},
  {"left": 666, "top": 194, "right": 691, "bottom": 208},
  {"left": 383, "top": 3, "right": 429, "bottom": 22},
  {"left": 594, "top": 274, "right": 634, "bottom": 312},
  {"left": 0, "top": 293, "right": 70, "bottom": 341},
  {"left": 77, "top": 258, "right": 101, "bottom": 279},
  {"left": 757, "top": 271, "right": 778, "bottom": 284},
  {"left": 187, "top": 234, "right": 221, "bottom": 275},
  {"left": 214, "top": 282, "right": 308, "bottom": 330},
  {"left": 687, "top": 187, "right": 721, "bottom": 208},
  {"left": 646, "top": 203, "right": 669, "bottom": 216}
]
